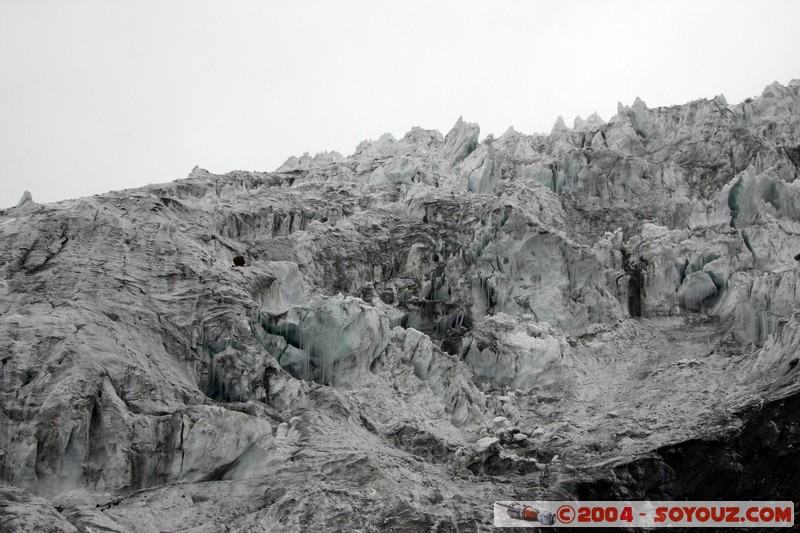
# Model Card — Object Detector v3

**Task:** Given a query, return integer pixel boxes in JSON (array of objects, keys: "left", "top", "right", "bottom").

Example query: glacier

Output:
[{"left": 1, "top": 80, "right": 799, "bottom": 531}]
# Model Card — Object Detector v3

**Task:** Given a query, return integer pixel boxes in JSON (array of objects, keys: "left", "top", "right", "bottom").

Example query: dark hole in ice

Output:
[
  {"left": 628, "top": 267, "right": 643, "bottom": 317},
  {"left": 794, "top": 253, "right": 800, "bottom": 261},
  {"left": 432, "top": 253, "right": 439, "bottom": 262},
  {"left": 622, "top": 249, "right": 643, "bottom": 317},
  {"left": 440, "top": 336, "right": 461, "bottom": 356},
  {"left": 233, "top": 255, "right": 245, "bottom": 267}
]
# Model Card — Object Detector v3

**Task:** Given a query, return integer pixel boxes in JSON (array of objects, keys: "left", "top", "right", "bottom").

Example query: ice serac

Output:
[
  {"left": 463, "top": 314, "right": 564, "bottom": 388},
  {"left": 1, "top": 79, "right": 800, "bottom": 531},
  {"left": 440, "top": 116, "right": 480, "bottom": 166},
  {"left": 258, "top": 293, "right": 389, "bottom": 387}
]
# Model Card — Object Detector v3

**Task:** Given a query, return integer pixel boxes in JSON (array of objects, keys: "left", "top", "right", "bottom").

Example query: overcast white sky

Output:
[{"left": 1, "top": 0, "right": 799, "bottom": 208}]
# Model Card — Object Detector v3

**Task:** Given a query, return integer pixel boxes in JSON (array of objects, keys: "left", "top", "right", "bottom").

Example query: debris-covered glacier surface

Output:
[{"left": 1, "top": 80, "right": 800, "bottom": 532}]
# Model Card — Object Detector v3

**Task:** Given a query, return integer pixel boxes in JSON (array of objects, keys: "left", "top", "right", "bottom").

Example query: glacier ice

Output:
[{"left": 1, "top": 79, "right": 800, "bottom": 531}]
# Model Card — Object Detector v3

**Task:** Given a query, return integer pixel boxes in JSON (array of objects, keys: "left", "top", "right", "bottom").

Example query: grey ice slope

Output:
[{"left": 1, "top": 80, "right": 800, "bottom": 532}]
